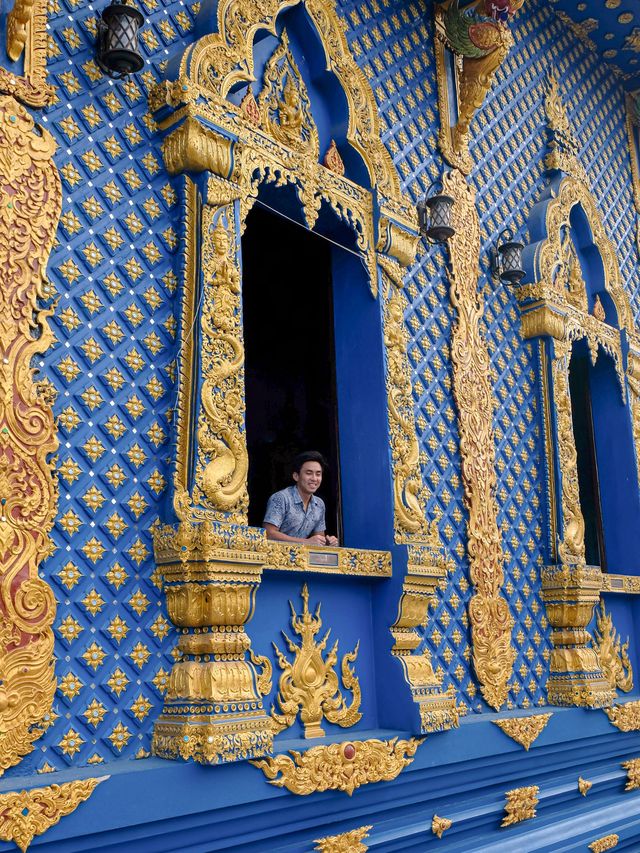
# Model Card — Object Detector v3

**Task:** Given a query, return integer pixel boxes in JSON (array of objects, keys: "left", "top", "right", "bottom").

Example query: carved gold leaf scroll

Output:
[
  {"left": 442, "top": 168, "right": 515, "bottom": 709},
  {"left": 251, "top": 737, "right": 422, "bottom": 796},
  {"left": 314, "top": 825, "right": 372, "bottom": 853},
  {"left": 501, "top": 784, "right": 538, "bottom": 828},
  {"left": 594, "top": 602, "right": 633, "bottom": 693},
  {"left": 578, "top": 777, "right": 592, "bottom": 796},
  {"left": 589, "top": 836, "right": 619, "bottom": 853},
  {"left": 0, "top": 95, "right": 61, "bottom": 775},
  {"left": 622, "top": 757, "right": 640, "bottom": 791},
  {"left": 271, "top": 585, "right": 361, "bottom": 738},
  {"left": 605, "top": 700, "right": 640, "bottom": 732},
  {"left": 492, "top": 713, "right": 552, "bottom": 750},
  {"left": 432, "top": 815, "right": 452, "bottom": 838},
  {"left": 0, "top": 777, "right": 106, "bottom": 853}
]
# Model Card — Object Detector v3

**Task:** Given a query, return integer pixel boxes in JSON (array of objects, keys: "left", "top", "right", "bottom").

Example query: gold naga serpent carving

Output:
[
  {"left": 271, "top": 585, "right": 361, "bottom": 738},
  {"left": 380, "top": 256, "right": 433, "bottom": 539},
  {"left": 196, "top": 207, "right": 249, "bottom": 519},
  {"left": 442, "top": 168, "right": 515, "bottom": 710},
  {"left": 0, "top": 95, "right": 61, "bottom": 774},
  {"left": 434, "top": 0, "right": 525, "bottom": 173}
]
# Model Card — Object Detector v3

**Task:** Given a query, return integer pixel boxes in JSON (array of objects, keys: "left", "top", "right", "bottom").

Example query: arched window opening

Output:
[
  {"left": 242, "top": 202, "right": 342, "bottom": 539},
  {"left": 568, "top": 346, "right": 606, "bottom": 569}
]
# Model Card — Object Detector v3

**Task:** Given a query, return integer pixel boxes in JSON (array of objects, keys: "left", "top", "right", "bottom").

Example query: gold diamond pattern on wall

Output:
[
  {"left": 34, "top": 0, "right": 640, "bottom": 777},
  {"left": 22, "top": 0, "right": 201, "bottom": 774}
]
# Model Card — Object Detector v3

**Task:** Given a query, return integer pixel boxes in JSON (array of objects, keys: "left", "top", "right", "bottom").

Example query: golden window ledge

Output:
[
  {"left": 263, "top": 540, "right": 392, "bottom": 578},
  {"left": 601, "top": 574, "right": 640, "bottom": 594}
]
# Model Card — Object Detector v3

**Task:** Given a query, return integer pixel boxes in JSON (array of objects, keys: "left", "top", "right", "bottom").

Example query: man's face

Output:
[{"left": 293, "top": 461, "right": 323, "bottom": 495}]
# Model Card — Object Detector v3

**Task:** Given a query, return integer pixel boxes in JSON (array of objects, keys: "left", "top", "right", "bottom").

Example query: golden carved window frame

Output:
[
  {"left": 516, "top": 176, "right": 640, "bottom": 568},
  {"left": 149, "top": 0, "right": 460, "bottom": 736},
  {"left": 149, "top": 0, "right": 438, "bottom": 545}
]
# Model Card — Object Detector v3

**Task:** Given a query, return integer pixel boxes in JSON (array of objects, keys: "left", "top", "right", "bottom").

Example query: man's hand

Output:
[
  {"left": 325, "top": 535, "right": 339, "bottom": 547},
  {"left": 307, "top": 533, "right": 327, "bottom": 545}
]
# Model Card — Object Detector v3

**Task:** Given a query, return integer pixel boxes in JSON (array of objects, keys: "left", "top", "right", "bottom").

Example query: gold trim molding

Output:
[
  {"left": 442, "top": 167, "right": 515, "bottom": 710},
  {"left": 264, "top": 540, "right": 391, "bottom": 577},
  {"left": 314, "top": 825, "right": 372, "bottom": 852},
  {"left": 492, "top": 713, "right": 552, "bottom": 750},
  {"left": 251, "top": 736, "right": 423, "bottom": 796},
  {"left": 0, "top": 96, "right": 61, "bottom": 775},
  {"left": 0, "top": 777, "right": 106, "bottom": 853}
]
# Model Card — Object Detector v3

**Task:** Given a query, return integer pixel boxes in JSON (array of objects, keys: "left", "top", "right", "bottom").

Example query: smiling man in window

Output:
[{"left": 263, "top": 451, "right": 339, "bottom": 546}]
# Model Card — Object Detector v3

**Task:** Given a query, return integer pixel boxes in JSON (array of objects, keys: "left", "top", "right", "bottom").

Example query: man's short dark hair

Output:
[{"left": 292, "top": 451, "right": 327, "bottom": 474}]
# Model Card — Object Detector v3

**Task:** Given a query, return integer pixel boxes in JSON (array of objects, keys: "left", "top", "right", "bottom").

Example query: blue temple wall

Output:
[{"left": 2, "top": 0, "right": 640, "bottom": 849}]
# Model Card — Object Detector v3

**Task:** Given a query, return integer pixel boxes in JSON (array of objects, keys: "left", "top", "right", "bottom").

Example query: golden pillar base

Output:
[
  {"left": 391, "top": 546, "right": 459, "bottom": 733},
  {"left": 151, "top": 521, "right": 273, "bottom": 765},
  {"left": 542, "top": 565, "right": 615, "bottom": 708}
]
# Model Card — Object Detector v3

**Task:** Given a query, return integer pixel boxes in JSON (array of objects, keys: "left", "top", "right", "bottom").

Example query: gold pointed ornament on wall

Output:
[{"left": 271, "top": 585, "right": 361, "bottom": 738}]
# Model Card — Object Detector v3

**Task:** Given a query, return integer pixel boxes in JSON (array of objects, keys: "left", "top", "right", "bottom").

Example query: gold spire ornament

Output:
[{"left": 271, "top": 585, "right": 361, "bottom": 738}]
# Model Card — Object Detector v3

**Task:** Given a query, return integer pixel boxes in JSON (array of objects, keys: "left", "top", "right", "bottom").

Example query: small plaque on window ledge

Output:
[{"left": 308, "top": 550, "right": 340, "bottom": 568}]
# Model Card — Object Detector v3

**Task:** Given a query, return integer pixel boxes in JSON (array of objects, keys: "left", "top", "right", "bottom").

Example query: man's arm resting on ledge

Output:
[{"left": 264, "top": 523, "right": 328, "bottom": 546}]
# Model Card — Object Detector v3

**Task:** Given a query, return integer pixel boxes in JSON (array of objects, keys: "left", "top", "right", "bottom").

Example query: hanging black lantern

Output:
[
  {"left": 96, "top": 0, "right": 145, "bottom": 78},
  {"left": 417, "top": 179, "right": 455, "bottom": 243},
  {"left": 493, "top": 228, "right": 525, "bottom": 285}
]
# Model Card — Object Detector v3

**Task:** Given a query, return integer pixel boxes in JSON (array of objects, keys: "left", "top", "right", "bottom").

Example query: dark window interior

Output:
[
  {"left": 241, "top": 203, "right": 342, "bottom": 539},
  {"left": 568, "top": 353, "right": 607, "bottom": 569}
]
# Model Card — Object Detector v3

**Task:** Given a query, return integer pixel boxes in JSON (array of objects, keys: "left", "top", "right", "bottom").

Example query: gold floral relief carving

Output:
[
  {"left": 258, "top": 30, "right": 319, "bottom": 158},
  {"left": 195, "top": 201, "right": 249, "bottom": 522},
  {"left": 492, "top": 713, "right": 552, "bottom": 750},
  {"left": 442, "top": 168, "right": 515, "bottom": 710},
  {"left": 432, "top": 815, "right": 452, "bottom": 838},
  {"left": 1, "top": 0, "right": 53, "bottom": 107},
  {"left": 434, "top": 0, "right": 524, "bottom": 173},
  {"left": 271, "top": 585, "right": 361, "bottom": 738},
  {"left": 605, "top": 700, "right": 640, "bottom": 732},
  {"left": 594, "top": 601, "right": 633, "bottom": 693},
  {"left": 578, "top": 776, "right": 592, "bottom": 796},
  {"left": 180, "top": 0, "right": 402, "bottom": 204},
  {"left": 623, "top": 757, "right": 640, "bottom": 791},
  {"left": 0, "top": 96, "right": 61, "bottom": 775},
  {"left": 0, "top": 777, "right": 106, "bottom": 853},
  {"left": 314, "top": 825, "right": 371, "bottom": 852},
  {"left": 251, "top": 737, "right": 423, "bottom": 796},
  {"left": 588, "top": 836, "right": 619, "bottom": 853},
  {"left": 501, "top": 784, "right": 538, "bottom": 828}
]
